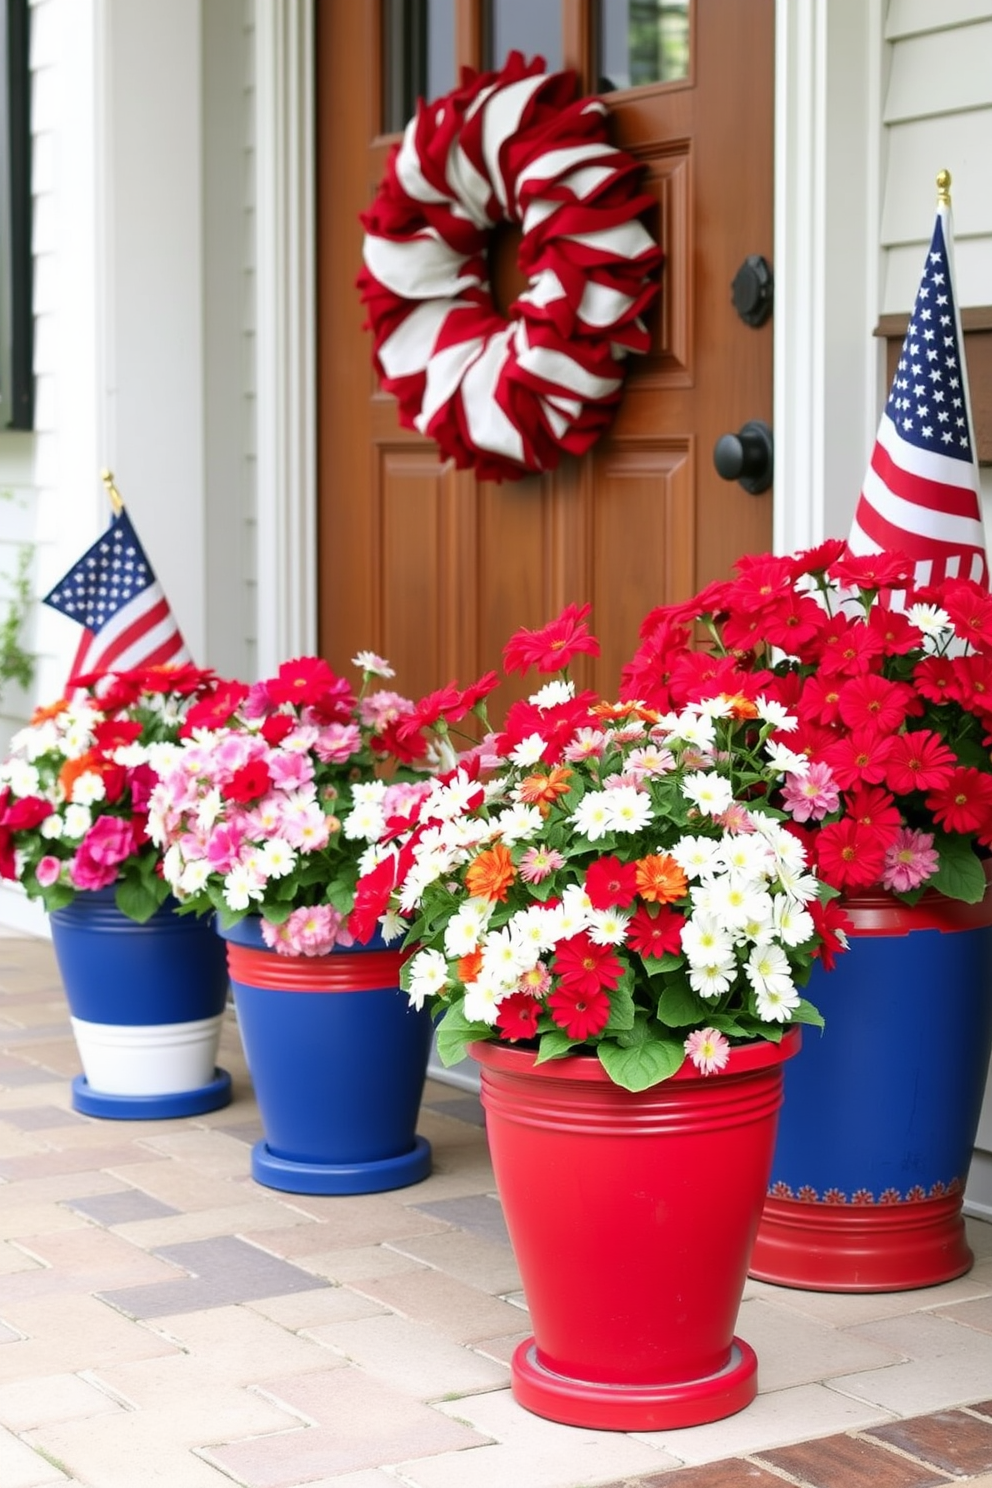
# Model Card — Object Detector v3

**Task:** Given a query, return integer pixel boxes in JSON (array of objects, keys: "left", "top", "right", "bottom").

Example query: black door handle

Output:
[{"left": 713, "top": 420, "right": 773, "bottom": 495}]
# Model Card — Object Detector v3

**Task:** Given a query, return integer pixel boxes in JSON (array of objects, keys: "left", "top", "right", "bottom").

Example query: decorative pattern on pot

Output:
[
  {"left": 220, "top": 918, "right": 432, "bottom": 1196},
  {"left": 751, "top": 884, "right": 992, "bottom": 1291},
  {"left": 473, "top": 1031, "right": 800, "bottom": 1431},
  {"left": 49, "top": 888, "right": 232, "bottom": 1119}
]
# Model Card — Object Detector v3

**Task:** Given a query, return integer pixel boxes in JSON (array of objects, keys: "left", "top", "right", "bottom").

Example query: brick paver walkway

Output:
[{"left": 2, "top": 930, "right": 992, "bottom": 1488}]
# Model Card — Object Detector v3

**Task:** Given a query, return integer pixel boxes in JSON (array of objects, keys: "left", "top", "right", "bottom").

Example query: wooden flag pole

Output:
[{"left": 100, "top": 468, "right": 124, "bottom": 515}]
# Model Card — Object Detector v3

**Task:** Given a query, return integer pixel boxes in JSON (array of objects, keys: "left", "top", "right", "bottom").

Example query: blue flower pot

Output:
[
  {"left": 219, "top": 917, "right": 432, "bottom": 1195},
  {"left": 751, "top": 886, "right": 992, "bottom": 1290},
  {"left": 49, "top": 888, "right": 232, "bottom": 1119}
]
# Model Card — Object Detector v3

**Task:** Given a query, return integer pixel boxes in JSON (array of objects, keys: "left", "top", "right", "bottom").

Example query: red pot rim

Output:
[
  {"left": 468, "top": 1025, "right": 801, "bottom": 1084},
  {"left": 838, "top": 860, "right": 992, "bottom": 935}
]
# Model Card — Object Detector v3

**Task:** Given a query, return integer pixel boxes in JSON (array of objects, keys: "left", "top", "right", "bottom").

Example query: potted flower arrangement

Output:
[
  {"left": 0, "top": 663, "right": 234, "bottom": 1117},
  {"left": 146, "top": 650, "right": 498, "bottom": 1195},
  {"left": 623, "top": 541, "right": 992, "bottom": 1290},
  {"left": 350, "top": 604, "right": 847, "bottom": 1431}
]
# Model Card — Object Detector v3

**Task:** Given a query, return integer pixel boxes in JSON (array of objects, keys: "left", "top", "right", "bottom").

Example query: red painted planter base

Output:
[
  {"left": 750, "top": 1193, "right": 973, "bottom": 1293},
  {"left": 511, "top": 1337, "right": 758, "bottom": 1433}
]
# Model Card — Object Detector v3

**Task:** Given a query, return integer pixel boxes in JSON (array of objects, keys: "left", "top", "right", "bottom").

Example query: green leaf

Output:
[
  {"left": 603, "top": 980, "right": 636, "bottom": 1034},
  {"left": 597, "top": 1036, "right": 686, "bottom": 1092},
  {"left": 929, "top": 835, "right": 987, "bottom": 903},
  {"left": 787, "top": 999, "right": 825, "bottom": 1030},
  {"left": 114, "top": 877, "right": 162, "bottom": 924},
  {"left": 640, "top": 951, "right": 684, "bottom": 976},
  {"left": 535, "top": 1027, "right": 580, "bottom": 1063},
  {"left": 655, "top": 976, "right": 703, "bottom": 1028},
  {"left": 434, "top": 1003, "right": 489, "bottom": 1067}
]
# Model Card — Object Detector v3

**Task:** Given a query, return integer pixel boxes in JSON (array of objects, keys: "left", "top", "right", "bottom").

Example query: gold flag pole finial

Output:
[
  {"left": 937, "top": 169, "right": 952, "bottom": 207},
  {"left": 100, "top": 468, "right": 124, "bottom": 516}
]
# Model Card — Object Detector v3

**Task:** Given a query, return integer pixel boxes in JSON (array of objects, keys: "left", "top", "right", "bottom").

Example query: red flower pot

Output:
[{"left": 471, "top": 1028, "right": 800, "bottom": 1431}]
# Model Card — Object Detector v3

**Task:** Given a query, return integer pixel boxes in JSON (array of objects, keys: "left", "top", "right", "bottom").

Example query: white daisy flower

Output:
[
  {"left": 588, "top": 908, "right": 632, "bottom": 946},
  {"left": 680, "top": 913, "right": 734, "bottom": 965},
  {"left": 69, "top": 771, "right": 106, "bottom": 806},
  {"left": 256, "top": 838, "right": 297, "bottom": 879},
  {"left": 222, "top": 862, "right": 265, "bottom": 912},
  {"left": 603, "top": 785, "right": 653, "bottom": 835},
  {"left": 755, "top": 695, "right": 798, "bottom": 731},
  {"left": 406, "top": 948, "right": 449, "bottom": 1009},
  {"left": 669, "top": 834, "right": 723, "bottom": 880},
  {"left": 687, "top": 956, "right": 738, "bottom": 998},
  {"left": 681, "top": 771, "right": 734, "bottom": 817},
  {"left": 509, "top": 733, "right": 547, "bottom": 767},
  {"left": 530, "top": 679, "right": 575, "bottom": 708},
  {"left": 494, "top": 803, "right": 543, "bottom": 846},
  {"left": 62, "top": 804, "right": 92, "bottom": 839},
  {"left": 907, "top": 602, "right": 952, "bottom": 639},
  {"left": 772, "top": 898, "right": 815, "bottom": 948},
  {"left": 343, "top": 800, "right": 386, "bottom": 842},
  {"left": 351, "top": 650, "right": 395, "bottom": 678},
  {"left": 764, "top": 741, "right": 810, "bottom": 777},
  {"left": 571, "top": 792, "right": 612, "bottom": 841},
  {"left": 745, "top": 943, "right": 797, "bottom": 1005}
]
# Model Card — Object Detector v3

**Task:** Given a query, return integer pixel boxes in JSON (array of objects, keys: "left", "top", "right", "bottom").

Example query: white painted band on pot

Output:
[{"left": 69, "top": 1014, "right": 224, "bottom": 1096}]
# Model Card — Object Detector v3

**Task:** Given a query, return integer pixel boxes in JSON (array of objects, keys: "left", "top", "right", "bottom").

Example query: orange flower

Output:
[
  {"left": 517, "top": 765, "right": 573, "bottom": 814},
  {"left": 635, "top": 853, "right": 688, "bottom": 905},
  {"left": 464, "top": 843, "right": 516, "bottom": 902},
  {"left": 457, "top": 948, "right": 483, "bottom": 984},
  {"left": 30, "top": 697, "right": 68, "bottom": 725},
  {"left": 723, "top": 693, "right": 759, "bottom": 720},
  {"left": 591, "top": 700, "right": 662, "bottom": 725},
  {"left": 58, "top": 750, "right": 101, "bottom": 801}
]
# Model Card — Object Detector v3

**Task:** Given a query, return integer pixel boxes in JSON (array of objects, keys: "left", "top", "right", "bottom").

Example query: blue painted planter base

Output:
[
  {"left": 71, "top": 1068, "right": 232, "bottom": 1120},
  {"left": 251, "top": 1133, "right": 432, "bottom": 1195}
]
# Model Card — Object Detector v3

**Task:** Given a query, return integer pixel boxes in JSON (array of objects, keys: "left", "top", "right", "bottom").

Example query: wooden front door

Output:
[{"left": 316, "top": 0, "right": 773, "bottom": 710}]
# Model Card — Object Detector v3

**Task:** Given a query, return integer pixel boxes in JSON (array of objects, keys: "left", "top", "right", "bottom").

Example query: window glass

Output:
[
  {"left": 599, "top": 0, "right": 690, "bottom": 92},
  {"left": 382, "top": 0, "right": 457, "bottom": 133},
  {"left": 486, "top": 0, "right": 562, "bottom": 72}
]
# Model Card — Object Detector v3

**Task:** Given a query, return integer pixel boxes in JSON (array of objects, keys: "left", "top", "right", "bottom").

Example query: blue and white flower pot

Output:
[
  {"left": 49, "top": 888, "right": 232, "bottom": 1119},
  {"left": 219, "top": 917, "right": 432, "bottom": 1195}
]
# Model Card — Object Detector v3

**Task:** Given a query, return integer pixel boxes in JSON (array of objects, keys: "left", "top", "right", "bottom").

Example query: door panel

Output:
[{"left": 315, "top": 0, "right": 773, "bottom": 711}]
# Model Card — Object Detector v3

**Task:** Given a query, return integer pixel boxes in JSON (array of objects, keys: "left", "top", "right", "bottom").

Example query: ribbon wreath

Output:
[{"left": 358, "top": 52, "right": 662, "bottom": 483}]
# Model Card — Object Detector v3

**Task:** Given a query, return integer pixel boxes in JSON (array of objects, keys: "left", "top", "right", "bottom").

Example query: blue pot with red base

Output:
[
  {"left": 219, "top": 918, "right": 432, "bottom": 1195},
  {"left": 750, "top": 884, "right": 992, "bottom": 1291},
  {"left": 49, "top": 888, "right": 232, "bottom": 1119}
]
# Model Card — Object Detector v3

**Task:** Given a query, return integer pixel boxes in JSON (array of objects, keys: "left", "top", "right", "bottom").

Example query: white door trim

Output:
[{"left": 253, "top": 0, "right": 317, "bottom": 672}]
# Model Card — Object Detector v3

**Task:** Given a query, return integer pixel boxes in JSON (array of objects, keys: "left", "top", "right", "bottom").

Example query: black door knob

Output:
[
  {"left": 732, "top": 255, "right": 774, "bottom": 327},
  {"left": 713, "top": 420, "right": 773, "bottom": 495}
]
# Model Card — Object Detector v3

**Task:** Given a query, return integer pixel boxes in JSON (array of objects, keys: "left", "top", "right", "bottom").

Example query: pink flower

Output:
[
  {"left": 780, "top": 760, "right": 840, "bottom": 823},
  {"left": 267, "top": 750, "right": 315, "bottom": 792},
  {"left": 35, "top": 855, "right": 62, "bottom": 888},
  {"left": 881, "top": 827, "right": 939, "bottom": 894},
  {"left": 206, "top": 821, "right": 247, "bottom": 873},
  {"left": 262, "top": 904, "right": 351, "bottom": 956},
  {"left": 313, "top": 723, "right": 362, "bottom": 764},
  {"left": 70, "top": 817, "right": 137, "bottom": 891},
  {"left": 684, "top": 1028, "right": 731, "bottom": 1075},
  {"left": 519, "top": 846, "right": 566, "bottom": 884}
]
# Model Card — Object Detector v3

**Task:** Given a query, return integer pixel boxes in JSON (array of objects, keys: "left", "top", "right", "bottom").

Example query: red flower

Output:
[
  {"left": 941, "top": 581, "right": 992, "bottom": 651},
  {"left": 261, "top": 713, "right": 296, "bottom": 747},
  {"left": 755, "top": 593, "right": 828, "bottom": 652},
  {"left": 925, "top": 767, "right": 992, "bottom": 834},
  {"left": 497, "top": 692, "right": 600, "bottom": 763},
  {"left": 92, "top": 719, "right": 144, "bottom": 753},
  {"left": 809, "top": 613, "right": 885, "bottom": 676},
  {"left": 883, "top": 730, "right": 957, "bottom": 795},
  {"left": 791, "top": 538, "right": 848, "bottom": 578},
  {"left": 814, "top": 817, "right": 888, "bottom": 890},
  {"left": 626, "top": 904, "right": 686, "bottom": 959},
  {"left": 913, "top": 656, "right": 957, "bottom": 706},
  {"left": 828, "top": 548, "right": 913, "bottom": 591},
  {"left": 843, "top": 785, "right": 902, "bottom": 846},
  {"left": 181, "top": 680, "right": 250, "bottom": 735},
  {"left": 821, "top": 728, "right": 894, "bottom": 789},
  {"left": 268, "top": 657, "right": 354, "bottom": 718},
  {"left": 584, "top": 855, "right": 639, "bottom": 910},
  {"left": 222, "top": 760, "right": 272, "bottom": 804},
  {"left": 495, "top": 992, "right": 542, "bottom": 1042},
  {"left": 502, "top": 603, "right": 600, "bottom": 675},
  {"left": 546, "top": 981, "right": 612, "bottom": 1041},
  {"left": 836, "top": 674, "right": 917, "bottom": 735},
  {"left": 348, "top": 856, "right": 397, "bottom": 943},
  {"left": 865, "top": 604, "right": 920, "bottom": 656},
  {"left": 796, "top": 673, "right": 844, "bottom": 727},
  {"left": 552, "top": 931, "right": 624, "bottom": 996},
  {"left": 808, "top": 897, "right": 852, "bottom": 971}
]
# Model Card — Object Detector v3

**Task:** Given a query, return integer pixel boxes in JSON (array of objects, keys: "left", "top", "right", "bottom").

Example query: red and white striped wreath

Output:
[{"left": 358, "top": 52, "right": 662, "bottom": 483}]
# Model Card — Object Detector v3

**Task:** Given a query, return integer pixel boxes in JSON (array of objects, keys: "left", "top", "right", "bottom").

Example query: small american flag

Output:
[
  {"left": 848, "top": 199, "right": 988, "bottom": 589},
  {"left": 43, "top": 507, "right": 191, "bottom": 684}
]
